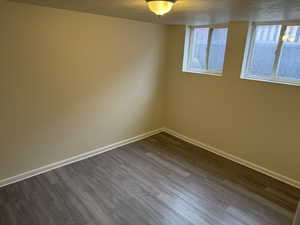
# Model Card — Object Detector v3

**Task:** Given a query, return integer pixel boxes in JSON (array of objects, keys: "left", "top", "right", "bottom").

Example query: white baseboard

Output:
[
  {"left": 163, "top": 127, "right": 300, "bottom": 189},
  {"left": 1, "top": 127, "right": 299, "bottom": 190},
  {"left": 0, "top": 128, "right": 164, "bottom": 188},
  {"left": 293, "top": 201, "right": 300, "bottom": 225}
]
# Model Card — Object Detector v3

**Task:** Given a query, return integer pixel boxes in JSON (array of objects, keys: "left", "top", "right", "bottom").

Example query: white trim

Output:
[
  {"left": 241, "top": 22, "right": 300, "bottom": 86},
  {"left": 183, "top": 70, "right": 223, "bottom": 77},
  {"left": 163, "top": 127, "right": 300, "bottom": 189},
  {"left": 241, "top": 22, "right": 254, "bottom": 75},
  {"left": 293, "top": 201, "right": 300, "bottom": 225},
  {"left": 0, "top": 128, "right": 164, "bottom": 188},
  {"left": 182, "top": 25, "right": 191, "bottom": 72},
  {"left": 182, "top": 25, "right": 228, "bottom": 75},
  {"left": 241, "top": 75, "right": 300, "bottom": 87},
  {"left": 187, "top": 26, "right": 196, "bottom": 71},
  {"left": 2, "top": 127, "right": 299, "bottom": 190}
]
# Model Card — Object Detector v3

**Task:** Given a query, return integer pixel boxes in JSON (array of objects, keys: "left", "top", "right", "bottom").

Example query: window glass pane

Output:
[
  {"left": 208, "top": 28, "right": 228, "bottom": 71},
  {"left": 248, "top": 25, "right": 281, "bottom": 77},
  {"left": 278, "top": 26, "right": 300, "bottom": 80},
  {"left": 189, "top": 28, "right": 209, "bottom": 70}
]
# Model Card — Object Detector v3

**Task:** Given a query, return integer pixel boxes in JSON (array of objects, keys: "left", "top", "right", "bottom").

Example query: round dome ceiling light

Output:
[{"left": 146, "top": 0, "right": 177, "bottom": 16}]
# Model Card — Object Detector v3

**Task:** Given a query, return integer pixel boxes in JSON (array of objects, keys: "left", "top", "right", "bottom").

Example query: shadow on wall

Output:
[{"left": 0, "top": 2, "right": 166, "bottom": 180}]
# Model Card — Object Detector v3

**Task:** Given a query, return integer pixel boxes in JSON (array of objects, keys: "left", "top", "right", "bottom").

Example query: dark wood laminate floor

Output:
[{"left": 1, "top": 132, "right": 300, "bottom": 225}]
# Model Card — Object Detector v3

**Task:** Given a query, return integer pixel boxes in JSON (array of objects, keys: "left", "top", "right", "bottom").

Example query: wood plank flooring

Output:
[{"left": 1, "top": 132, "right": 300, "bottom": 225}]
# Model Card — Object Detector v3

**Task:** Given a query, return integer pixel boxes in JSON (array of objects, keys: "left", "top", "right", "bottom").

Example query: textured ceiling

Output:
[{"left": 8, "top": 0, "right": 300, "bottom": 25}]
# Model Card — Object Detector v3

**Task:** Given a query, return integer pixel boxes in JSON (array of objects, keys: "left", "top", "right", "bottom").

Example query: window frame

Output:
[
  {"left": 241, "top": 21, "right": 300, "bottom": 86},
  {"left": 183, "top": 24, "right": 228, "bottom": 76}
]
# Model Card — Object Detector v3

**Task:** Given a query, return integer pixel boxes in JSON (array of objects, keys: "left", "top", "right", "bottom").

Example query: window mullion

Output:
[
  {"left": 272, "top": 25, "right": 286, "bottom": 78},
  {"left": 206, "top": 28, "right": 213, "bottom": 71},
  {"left": 246, "top": 24, "right": 256, "bottom": 75},
  {"left": 187, "top": 28, "right": 195, "bottom": 70}
]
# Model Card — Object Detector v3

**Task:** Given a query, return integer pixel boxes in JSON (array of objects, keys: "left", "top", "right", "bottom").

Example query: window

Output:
[
  {"left": 242, "top": 23, "right": 300, "bottom": 86},
  {"left": 183, "top": 25, "right": 228, "bottom": 76}
]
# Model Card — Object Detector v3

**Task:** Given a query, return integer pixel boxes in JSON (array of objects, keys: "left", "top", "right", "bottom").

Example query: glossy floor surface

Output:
[{"left": 0, "top": 133, "right": 300, "bottom": 225}]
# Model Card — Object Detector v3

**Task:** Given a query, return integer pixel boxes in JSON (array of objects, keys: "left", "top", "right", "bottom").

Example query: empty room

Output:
[{"left": 1, "top": 0, "right": 300, "bottom": 224}]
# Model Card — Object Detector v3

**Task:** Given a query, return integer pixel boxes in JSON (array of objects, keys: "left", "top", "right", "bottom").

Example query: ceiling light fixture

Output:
[{"left": 146, "top": 0, "right": 176, "bottom": 16}]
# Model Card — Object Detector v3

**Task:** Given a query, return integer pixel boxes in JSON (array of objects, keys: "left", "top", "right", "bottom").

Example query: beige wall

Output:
[
  {"left": 0, "top": 0, "right": 6, "bottom": 9},
  {"left": 0, "top": 2, "right": 166, "bottom": 180},
  {"left": 1, "top": 2, "right": 300, "bottom": 186},
  {"left": 164, "top": 22, "right": 300, "bottom": 183}
]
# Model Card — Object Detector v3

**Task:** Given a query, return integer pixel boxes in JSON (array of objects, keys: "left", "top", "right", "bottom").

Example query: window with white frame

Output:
[
  {"left": 242, "top": 22, "right": 300, "bottom": 86},
  {"left": 183, "top": 25, "right": 228, "bottom": 75}
]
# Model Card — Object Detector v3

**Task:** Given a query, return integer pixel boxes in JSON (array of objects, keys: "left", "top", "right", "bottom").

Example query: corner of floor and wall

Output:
[
  {"left": 0, "top": 1, "right": 167, "bottom": 184},
  {"left": 163, "top": 23, "right": 300, "bottom": 189},
  {"left": 1, "top": 1, "right": 300, "bottom": 192}
]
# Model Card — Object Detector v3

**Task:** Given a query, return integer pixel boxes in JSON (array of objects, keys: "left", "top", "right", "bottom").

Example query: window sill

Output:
[
  {"left": 183, "top": 70, "right": 223, "bottom": 77},
  {"left": 241, "top": 75, "right": 300, "bottom": 87}
]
